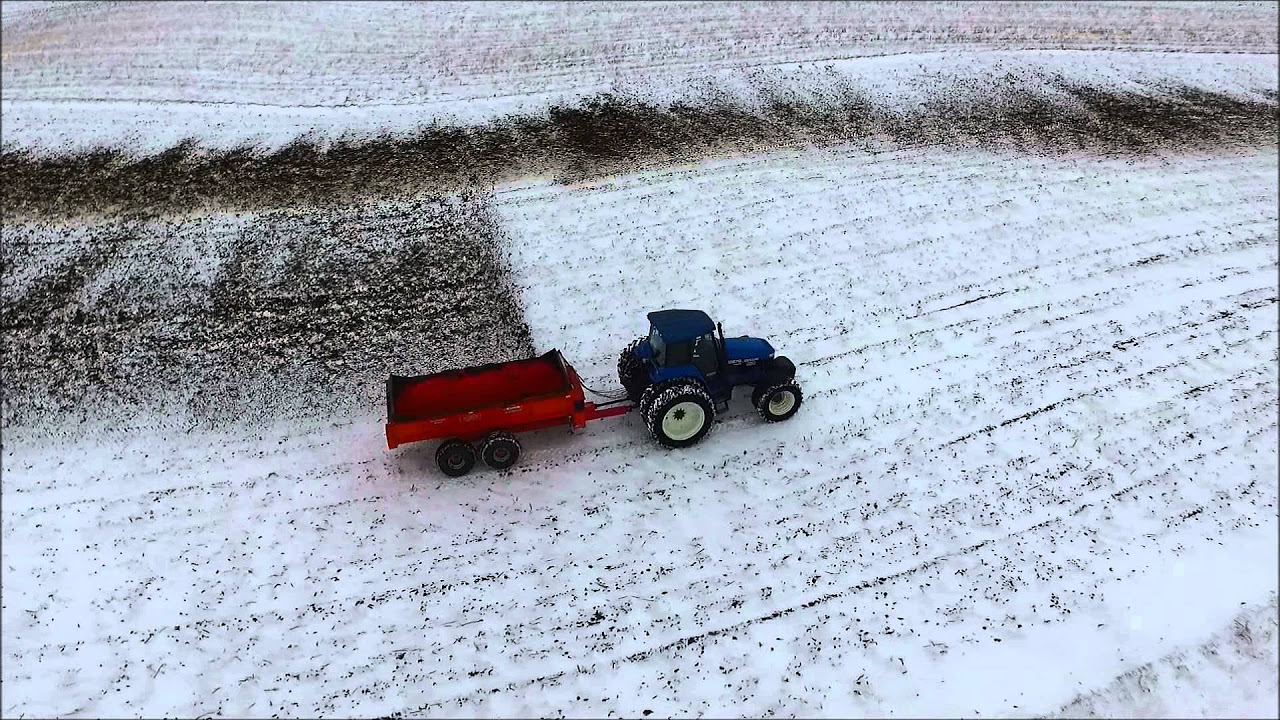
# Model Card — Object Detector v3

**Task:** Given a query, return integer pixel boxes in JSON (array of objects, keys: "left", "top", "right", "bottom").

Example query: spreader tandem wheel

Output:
[
  {"left": 435, "top": 439, "right": 477, "bottom": 477},
  {"left": 645, "top": 382, "right": 715, "bottom": 448},
  {"left": 480, "top": 431, "right": 521, "bottom": 470}
]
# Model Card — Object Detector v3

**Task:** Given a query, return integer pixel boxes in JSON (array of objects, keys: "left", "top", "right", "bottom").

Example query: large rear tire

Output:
[
  {"left": 436, "top": 439, "right": 477, "bottom": 476},
  {"left": 639, "top": 379, "right": 683, "bottom": 426},
  {"left": 638, "top": 382, "right": 662, "bottom": 423},
  {"left": 646, "top": 383, "right": 715, "bottom": 448},
  {"left": 480, "top": 431, "right": 521, "bottom": 470},
  {"left": 617, "top": 339, "right": 649, "bottom": 402}
]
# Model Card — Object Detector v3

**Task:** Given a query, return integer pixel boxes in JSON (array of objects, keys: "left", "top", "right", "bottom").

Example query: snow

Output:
[
  {"left": 1053, "top": 594, "right": 1280, "bottom": 718},
  {"left": 3, "top": 50, "right": 1276, "bottom": 156},
  {"left": 0, "top": 1, "right": 64, "bottom": 22},
  {"left": 5, "top": 1, "right": 1274, "bottom": 105},
  {"left": 486, "top": 144, "right": 1279, "bottom": 715},
  {"left": 4, "top": 145, "right": 1276, "bottom": 717},
  {"left": 3, "top": 0, "right": 1278, "bottom": 716},
  {"left": 2, "top": 0, "right": 1277, "bottom": 154}
]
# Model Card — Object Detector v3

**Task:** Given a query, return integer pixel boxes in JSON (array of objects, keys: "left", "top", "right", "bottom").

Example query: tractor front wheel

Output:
[
  {"left": 755, "top": 381, "right": 803, "bottom": 422},
  {"left": 646, "top": 383, "right": 715, "bottom": 448},
  {"left": 436, "top": 439, "right": 477, "bottom": 476}
]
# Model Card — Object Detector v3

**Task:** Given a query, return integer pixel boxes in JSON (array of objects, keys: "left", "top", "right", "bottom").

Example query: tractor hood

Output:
[{"left": 724, "top": 337, "right": 774, "bottom": 362}]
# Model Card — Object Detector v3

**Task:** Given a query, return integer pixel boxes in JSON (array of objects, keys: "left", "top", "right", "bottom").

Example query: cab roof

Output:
[{"left": 648, "top": 309, "right": 714, "bottom": 344}]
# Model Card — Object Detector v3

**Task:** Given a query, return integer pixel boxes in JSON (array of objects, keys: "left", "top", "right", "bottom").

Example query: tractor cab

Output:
[
  {"left": 642, "top": 310, "right": 729, "bottom": 390},
  {"left": 644, "top": 309, "right": 777, "bottom": 365},
  {"left": 617, "top": 308, "right": 802, "bottom": 447},
  {"left": 624, "top": 309, "right": 788, "bottom": 401}
]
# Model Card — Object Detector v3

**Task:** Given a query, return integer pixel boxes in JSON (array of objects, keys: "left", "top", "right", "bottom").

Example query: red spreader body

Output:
[{"left": 385, "top": 349, "right": 630, "bottom": 450}]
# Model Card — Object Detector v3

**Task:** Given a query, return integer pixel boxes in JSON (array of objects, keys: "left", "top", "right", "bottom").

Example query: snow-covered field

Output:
[
  {"left": 2, "top": 1, "right": 1278, "bottom": 718},
  {"left": 5, "top": 1, "right": 1275, "bottom": 106},
  {"left": 5, "top": 146, "right": 1277, "bottom": 717},
  {"left": 2, "top": 0, "right": 1278, "bottom": 154},
  {"left": 1052, "top": 595, "right": 1280, "bottom": 718},
  {"left": 4, "top": 49, "right": 1278, "bottom": 157}
]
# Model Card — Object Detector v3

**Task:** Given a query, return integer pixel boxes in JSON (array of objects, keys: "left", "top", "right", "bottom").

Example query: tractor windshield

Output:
[{"left": 648, "top": 325, "right": 665, "bottom": 365}]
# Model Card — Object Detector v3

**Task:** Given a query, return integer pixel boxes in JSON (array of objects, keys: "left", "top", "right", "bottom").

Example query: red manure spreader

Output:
[
  {"left": 387, "top": 309, "right": 804, "bottom": 475},
  {"left": 386, "top": 349, "right": 630, "bottom": 476}
]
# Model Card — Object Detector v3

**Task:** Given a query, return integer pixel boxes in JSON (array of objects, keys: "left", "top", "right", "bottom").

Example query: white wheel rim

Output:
[
  {"left": 768, "top": 391, "right": 796, "bottom": 416},
  {"left": 661, "top": 401, "right": 706, "bottom": 441}
]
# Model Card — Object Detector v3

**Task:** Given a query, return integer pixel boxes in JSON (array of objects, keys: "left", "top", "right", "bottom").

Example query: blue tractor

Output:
[{"left": 617, "top": 309, "right": 802, "bottom": 448}]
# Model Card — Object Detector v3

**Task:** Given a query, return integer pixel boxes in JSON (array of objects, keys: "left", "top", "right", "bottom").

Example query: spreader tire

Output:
[
  {"left": 756, "top": 381, "right": 803, "bottom": 423},
  {"left": 480, "top": 431, "right": 521, "bottom": 470},
  {"left": 617, "top": 339, "right": 649, "bottom": 402},
  {"left": 646, "top": 383, "right": 715, "bottom": 449},
  {"left": 436, "top": 439, "right": 477, "bottom": 476}
]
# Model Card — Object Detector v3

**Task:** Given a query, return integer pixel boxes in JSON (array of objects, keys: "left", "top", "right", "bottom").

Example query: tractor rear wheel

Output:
[
  {"left": 638, "top": 382, "right": 662, "bottom": 423},
  {"left": 436, "top": 439, "right": 477, "bottom": 476},
  {"left": 646, "top": 383, "right": 715, "bottom": 448},
  {"left": 755, "top": 381, "right": 803, "bottom": 422},
  {"left": 639, "top": 379, "right": 683, "bottom": 425},
  {"left": 480, "top": 431, "right": 521, "bottom": 470},
  {"left": 617, "top": 339, "right": 649, "bottom": 402}
]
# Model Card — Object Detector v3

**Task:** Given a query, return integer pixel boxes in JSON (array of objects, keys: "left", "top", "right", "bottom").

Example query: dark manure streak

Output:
[
  {"left": 1, "top": 77, "right": 1276, "bottom": 223},
  {"left": 1, "top": 194, "right": 535, "bottom": 434}
]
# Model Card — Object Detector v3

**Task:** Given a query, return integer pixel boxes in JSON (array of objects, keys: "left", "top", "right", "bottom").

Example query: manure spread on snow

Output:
[
  {"left": 1, "top": 194, "right": 535, "bottom": 435},
  {"left": 2, "top": 77, "right": 1277, "bottom": 222}
]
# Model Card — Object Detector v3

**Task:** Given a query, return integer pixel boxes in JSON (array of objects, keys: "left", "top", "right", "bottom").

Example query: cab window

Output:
[
  {"left": 692, "top": 333, "right": 718, "bottom": 375},
  {"left": 665, "top": 341, "right": 692, "bottom": 367},
  {"left": 648, "top": 326, "right": 665, "bottom": 364}
]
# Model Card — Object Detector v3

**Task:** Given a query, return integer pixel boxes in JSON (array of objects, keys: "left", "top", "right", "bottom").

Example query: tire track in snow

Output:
[
  {"left": 389, "top": 413, "right": 1274, "bottom": 714},
  {"left": 6, "top": 146, "right": 1276, "bottom": 717},
  {"left": 361, "top": 285, "right": 1278, "bottom": 710},
  {"left": 9, "top": 265, "right": 1272, "bottom": 638}
]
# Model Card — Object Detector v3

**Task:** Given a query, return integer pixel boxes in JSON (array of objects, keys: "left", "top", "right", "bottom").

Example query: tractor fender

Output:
[{"left": 766, "top": 355, "right": 796, "bottom": 383}]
